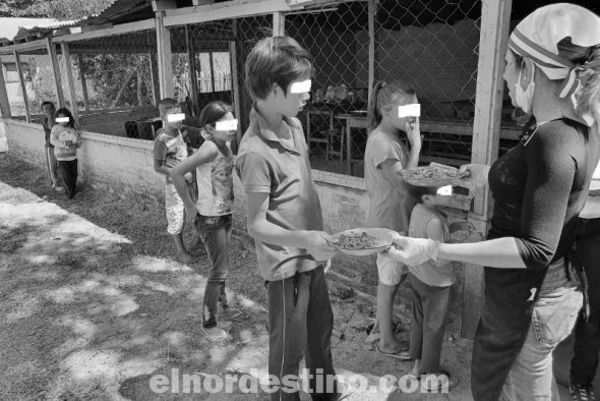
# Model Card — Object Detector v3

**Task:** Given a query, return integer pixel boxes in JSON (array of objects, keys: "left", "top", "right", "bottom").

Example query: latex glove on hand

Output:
[
  {"left": 386, "top": 236, "right": 439, "bottom": 266},
  {"left": 456, "top": 163, "right": 490, "bottom": 191}
]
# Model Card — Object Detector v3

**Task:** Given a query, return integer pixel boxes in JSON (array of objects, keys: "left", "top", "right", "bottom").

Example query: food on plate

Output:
[
  {"left": 337, "top": 231, "right": 390, "bottom": 250},
  {"left": 399, "top": 166, "right": 457, "bottom": 187}
]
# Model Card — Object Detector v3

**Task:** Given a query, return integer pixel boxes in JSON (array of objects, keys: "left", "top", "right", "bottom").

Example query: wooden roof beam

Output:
[
  {"left": 52, "top": 19, "right": 155, "bottom": 43},
  {"left": 152, "top": 0, "right": 177, "bottom": 12},
  {"left": 163, "top": 0, "right": 299, "bottom": 26}
]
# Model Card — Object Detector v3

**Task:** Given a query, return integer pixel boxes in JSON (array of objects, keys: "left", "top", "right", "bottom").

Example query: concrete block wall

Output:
[{"left": 3, "top": 119, "right": 163, "bottom": 198}]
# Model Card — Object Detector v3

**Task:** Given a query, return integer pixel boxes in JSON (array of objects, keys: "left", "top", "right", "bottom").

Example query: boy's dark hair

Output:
[
  {"left": 54, "top": 107, "right": 75, "bottom": 128},
  {"left": 41, "top": 101, "right": 55, "bottom": 110},
  {"left": 405, "top": 182, "right": 438, "bottom": 203},
  {"left": 199, "top": 100, "right": 233, "bottom": 128},
  {"left": 158, "top": 98, "right": 179, "bottom": 118},
  {"left": 244, "top": 36, "right": 313, "bottom": 100}
]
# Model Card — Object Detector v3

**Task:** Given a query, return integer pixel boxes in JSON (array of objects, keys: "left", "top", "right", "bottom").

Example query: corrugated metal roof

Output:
[{"left": 81, "top": 0, "right": 154, "bottom": 26}]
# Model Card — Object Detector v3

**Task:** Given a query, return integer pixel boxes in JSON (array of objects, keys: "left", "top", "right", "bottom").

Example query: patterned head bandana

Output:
[{"left": 508, "top": 3, "right": 600, "bottom": 99}]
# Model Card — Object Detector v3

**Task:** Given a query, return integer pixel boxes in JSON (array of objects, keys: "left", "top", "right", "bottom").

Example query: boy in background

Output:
[
  {"left": 154, "top": 98, "right": 194, "bottom": 264},
  {"left": 41, "top": 101, "right": 61, "bottom": 191},
  {"left": 387, "top": 183, "right": 458, "bottom": 390},
  {"left": 236, "top": 36, "right": 347, "bottom": 401}
]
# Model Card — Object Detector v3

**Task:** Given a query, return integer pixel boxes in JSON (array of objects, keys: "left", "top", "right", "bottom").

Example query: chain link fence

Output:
[
  {"left": 56, "top": 30, "right": 159, "bottom": 138},
  {"left": 1, "top": 1, "right": 522, "bottom": 169},
  {"left": 169, "top": 14, "right": 273, "bottom": 152},
  {"left": 0, "top": 48, "right": 57, "bottom": 120},
  {"left": 286, "top": 0, "right": 515, "bottom": 177},
  {"left": 64, "top": 30, "right": 158, "bottom": 111}
]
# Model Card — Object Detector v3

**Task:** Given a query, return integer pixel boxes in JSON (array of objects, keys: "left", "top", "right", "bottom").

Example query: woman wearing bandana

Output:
[{"left": 379, "top": 4, "right": 600, "bottom": 400}]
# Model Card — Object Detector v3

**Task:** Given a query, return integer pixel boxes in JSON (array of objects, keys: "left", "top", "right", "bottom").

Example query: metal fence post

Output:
[
  {"left": 367, "top": 0, "right": 376, "bottom": 113},
  {"left": 273, "top": 11, "right": 285, "bottom": 36},
  {"left": 13, "top": 50, "right": 31, "bottom": 123},
  {"left": 0, "top": 65, "right": 11, "bottom": 119},
  {"left": 46, "top": 38, "right": 65, "bottom": 107},
  {"left": 156, "top": 11, "right": 174, "bottom": 98},
  {"left": 60, "top": 42, "right": 79, "bottom": 119}
]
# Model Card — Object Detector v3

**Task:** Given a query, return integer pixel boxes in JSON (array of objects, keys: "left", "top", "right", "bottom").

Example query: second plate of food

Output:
[{"left": 329, "top": 228, "right": 397, "bottom": 256}]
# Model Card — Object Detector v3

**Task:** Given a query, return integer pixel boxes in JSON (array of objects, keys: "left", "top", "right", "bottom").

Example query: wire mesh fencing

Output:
[
  {"left": 55, "top": 30, "right": 159, "bottom": 138},
  {"left": 64, "top": 30, "right": 158, "bottom": 112},
  {"left": 169, "top": 14, "right": 273, "bottom": 152},
  {"left": 170, "top": 21, "right": 235, "bottom": 118},
  {"left": 284, "top": 0, "right": 514, "bottom": 177},
  {"left": 0, "top": 48, "right": 56, "bottom": 120}
]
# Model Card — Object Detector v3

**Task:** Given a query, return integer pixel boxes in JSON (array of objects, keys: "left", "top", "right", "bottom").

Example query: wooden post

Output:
[
  {"left": 46, "top": 38, "right": 65, "bottom": 107},
  {"left": 185, "top": 25, "right": 199, "bottom": 115},
  {"left": 230, "top": 40, "right": 242, "bottom": 149},
  {"left": 273, "top": 11, "right": 285, "bottom": 36},
  {"left": 77, "top": 55, "right": 89, "bottom": 110},
  {"left": 155, "top": 11, "right": 174, "bottom": 98},
  {"left": 367, "top": 0, "right": 376, "bottom": 112},
  {"left": 0, "top": 63, "right": 11, "bottom": 119},
  {"left": 462, "top": 0, "right": 513, "bottom": 339},
  {"left": 149, "top": 52, "right": 158, "bottom": 105},
  {"left": 60, "top": 43, "right": 78, "bottom": 119},
  {"left": 13, "top": 50, "right": 31, "bottom": 122}
]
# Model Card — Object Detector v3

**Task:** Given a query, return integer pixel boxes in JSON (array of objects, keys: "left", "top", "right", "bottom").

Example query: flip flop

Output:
[
  {"left": 420, "top": 370, "right": 460, "bottom": 391},
  {"left": 375, "top": 344, "right": 412, "bottom": 360},
  {"left": 220, "top": 307, "right": 250, "bottom": 322},
  {"left": 199, "top": 327, "right": 233, "bottom": 346}
]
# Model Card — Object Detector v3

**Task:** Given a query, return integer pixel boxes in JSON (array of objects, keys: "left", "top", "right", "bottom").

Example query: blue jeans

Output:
[
  {"left": 500, "top": 287, "right": 582, "bottom": 401},
  {"left": 194, "top": 214, "right": 232, "bottom": 329}
]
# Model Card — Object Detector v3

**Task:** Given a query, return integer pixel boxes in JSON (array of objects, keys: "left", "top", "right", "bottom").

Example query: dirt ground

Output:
[{"left": 1, "top": 152, "right": 485, "bottom": 400}]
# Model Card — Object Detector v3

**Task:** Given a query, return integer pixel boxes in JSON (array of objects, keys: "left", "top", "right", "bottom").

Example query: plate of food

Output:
[{"left": 328, "top": 228, "right": 397, "bottom": 256}]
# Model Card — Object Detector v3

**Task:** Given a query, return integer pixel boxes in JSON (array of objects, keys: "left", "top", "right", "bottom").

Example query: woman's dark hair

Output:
[
  {"left": 368, "top": 80, "right": 417, "bottom": 130},
  {"left": 54, "top": 107, "right": 75, "bottom": 128},
  {"left": 199, "top": 101, "right": 233, "bottom": 129}
]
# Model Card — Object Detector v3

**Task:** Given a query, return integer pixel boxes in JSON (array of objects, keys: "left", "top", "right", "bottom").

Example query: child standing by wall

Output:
[
  {"left": 153, "top": 98, "right": 194, "bottom": 264},
  {"left": 364, "top": 80, "right": 422, "bottom": 359},
  {"left": 236, "top": 36, "right": 347, "bottom": 400},
  {"left": 50, "top": 107, "right": 80, "bottom": 199},
  {"left": 403, "top": 184, "right": 458, "bottom": 390},
  {"left": 41, "top": 101, "right": 61, "bottom": 192},
  {"left": 171, "top": 101, "right": 246, "bottom": 344}
]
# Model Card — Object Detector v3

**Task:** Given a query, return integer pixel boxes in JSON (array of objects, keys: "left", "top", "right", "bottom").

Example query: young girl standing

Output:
[
  {"left": 364, "top": 80, "right": 422, "bottom": 358},
  {"left": 50, "top": 107, "right": 81, "bottom": 199},
  {"left": 171, "top": 101, "right": 247, "bottom": 344}
]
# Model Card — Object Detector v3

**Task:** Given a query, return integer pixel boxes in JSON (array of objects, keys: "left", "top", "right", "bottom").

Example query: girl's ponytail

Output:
[
  {"left": 368, "top": 81, "right": 385, "bottom": 130},
  {"left": 368, "top": 80, "right": 417, "bottom": 130}
]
